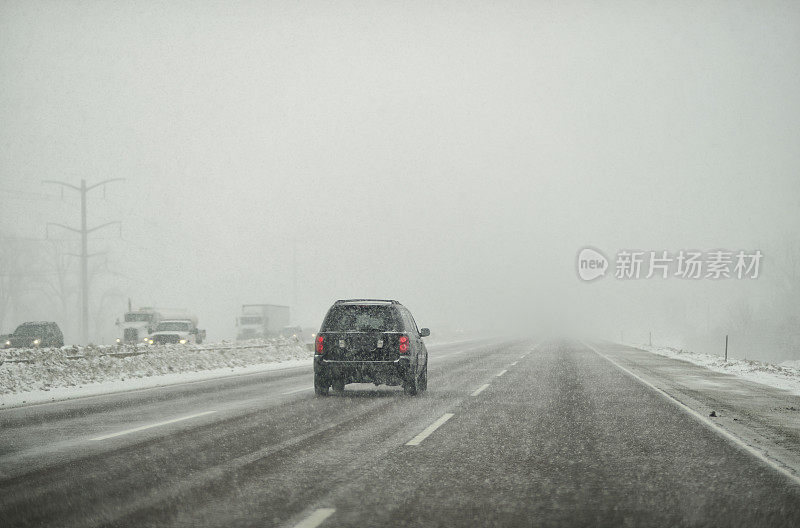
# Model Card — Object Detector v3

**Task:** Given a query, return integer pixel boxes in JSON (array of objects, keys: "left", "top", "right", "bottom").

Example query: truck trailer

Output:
[{"left": 236, "top": 304, "right": 290, "bottom": 340}]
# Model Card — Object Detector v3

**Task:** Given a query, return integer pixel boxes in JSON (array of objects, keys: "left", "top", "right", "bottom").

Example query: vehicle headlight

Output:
[
  {"left": 148, "top": 339, "right": 154, "bottom": 344},
  {"left": 4, "top": 340, "right": 9, "bottom": 346},
  {"left": 179, "top": 339, "right": 187, "bottom": 344},
  {"left": 116, "top": 338, "right": 121, "bottom": 343},
  {"left": 143, "top": 337, "right": 149, "bottom": 342},
  {"left": 33, "top": 339, "right": 40, "bottom": 345}
]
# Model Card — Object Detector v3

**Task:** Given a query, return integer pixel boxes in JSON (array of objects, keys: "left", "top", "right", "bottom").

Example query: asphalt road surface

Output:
[{"left": 1, "top": 340, "right": 800, "bottom": 527}]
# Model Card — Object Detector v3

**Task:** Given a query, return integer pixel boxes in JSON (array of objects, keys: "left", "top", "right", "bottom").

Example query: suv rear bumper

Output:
[{"left": 314, "top": 356, "right": 413, "bottom": 386}]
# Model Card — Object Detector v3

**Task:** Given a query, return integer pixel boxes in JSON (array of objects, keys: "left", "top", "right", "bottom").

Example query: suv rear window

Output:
[
  {"left": 321, "top": 305, "right": 402, "bottom": 332},
  {"left": 15, "top": 324, "right": 46, "bottom": 336}
]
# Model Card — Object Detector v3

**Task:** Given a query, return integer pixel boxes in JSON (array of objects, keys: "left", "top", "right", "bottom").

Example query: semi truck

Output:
[
  {"left": 116, "top": 307, "right": 162, "bottom": 344},
  {"left": 236, "top": 304, "right": 290, "bottom": 340}
]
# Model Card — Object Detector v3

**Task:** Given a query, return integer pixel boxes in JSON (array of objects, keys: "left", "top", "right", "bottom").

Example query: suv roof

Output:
[{"left": 334, "top": 299, "right": 400, "bottom": 305}]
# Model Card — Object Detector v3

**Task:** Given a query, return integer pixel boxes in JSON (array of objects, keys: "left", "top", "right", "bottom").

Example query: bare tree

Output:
[{"left": 0, "top": 235, "right": 40, "bottom": 332}]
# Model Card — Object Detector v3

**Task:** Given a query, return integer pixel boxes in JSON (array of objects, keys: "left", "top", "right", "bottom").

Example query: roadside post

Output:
[{"left": 724, "top": 334, "right": 729, "bottom": 363}]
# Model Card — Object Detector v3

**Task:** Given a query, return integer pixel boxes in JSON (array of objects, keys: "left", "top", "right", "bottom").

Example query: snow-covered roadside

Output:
[
  {"left": 0, "top": 339, "right": 312, "bottom": 409},
  {"left": 639, "top": 344, "right": 800, "bottom": 397}
]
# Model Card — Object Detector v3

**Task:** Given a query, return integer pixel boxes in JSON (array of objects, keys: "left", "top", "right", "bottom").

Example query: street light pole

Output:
[{"left": 43, "top": 178, "right": 123, "bottom": 343}]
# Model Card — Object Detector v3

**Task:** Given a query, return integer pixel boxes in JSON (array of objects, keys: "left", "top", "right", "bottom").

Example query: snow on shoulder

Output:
[{"left": 641, "top": 344, "right": 800, "bottom": 396}]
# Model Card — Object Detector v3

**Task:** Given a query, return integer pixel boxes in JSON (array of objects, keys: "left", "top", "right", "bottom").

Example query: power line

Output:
[{"left": 0, "top": 187, "right": 71, "bottom": 200}]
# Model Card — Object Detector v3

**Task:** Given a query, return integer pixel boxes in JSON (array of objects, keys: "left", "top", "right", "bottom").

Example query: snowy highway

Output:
[
  {"left": 1, "top": 340, "right": 800, "bottom": 527},
  {"left": 4, "top": 2, "right": 799, "bottom": 526}
]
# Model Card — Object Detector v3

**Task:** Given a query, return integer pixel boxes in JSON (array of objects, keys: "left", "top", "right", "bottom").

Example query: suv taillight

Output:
[
  {"left": 315, "top": 335, "right": 324, "bottom": 354},
  {"left": 399, "top": 335, "right": 409, "bottom": 353}
]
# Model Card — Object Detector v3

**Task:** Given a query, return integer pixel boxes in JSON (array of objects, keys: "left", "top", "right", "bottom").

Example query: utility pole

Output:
[{"left": 43, "top": 178, "right": 123, "bottom": 343}]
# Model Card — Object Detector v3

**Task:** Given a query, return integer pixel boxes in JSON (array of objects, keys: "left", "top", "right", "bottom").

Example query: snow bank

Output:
[
  {"left": 640, "top": 345, "right": 800, "bottom": 396},
  {"left": 783, "top": 359, "right": 800, "bottom": 370},
  {"left": 0, "top": 339, "right": 312, "bottom": 407}
]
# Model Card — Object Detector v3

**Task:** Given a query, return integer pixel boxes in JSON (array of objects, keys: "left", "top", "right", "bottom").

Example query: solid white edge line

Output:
[
  {"left": 471, "top": 384, "right": 490, "bottom": 397},
  {"left": 496, "top": 369, "right": 507, "bottom": 377},
  {"left": 406, "top": 413, "right": 455, "bottom": 446},
  {"left": 282, "top": 387, "right": 313, "bottom": 395},
  {"left": 581, "top": 340, "right": 800, "bottom": 488},
  {"left": 292, "top": 508, "right": 336, "bottom": 528},
  {"left": 90, "top": 411, "right": 216, "bottom": 441}
]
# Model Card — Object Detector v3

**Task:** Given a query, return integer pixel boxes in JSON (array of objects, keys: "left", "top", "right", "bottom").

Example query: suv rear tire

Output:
[
  {"left": 403, "top": 370, "right": 419, "bottom": 396},
  {"left": 314, "top": 375, "right": 329, "bottom": 396},
  {"left": 418, "top": 362, "right": 428, "bottom": 392},
  {"left": 331, "top": 379, "right": 345, "bottom": 393}
]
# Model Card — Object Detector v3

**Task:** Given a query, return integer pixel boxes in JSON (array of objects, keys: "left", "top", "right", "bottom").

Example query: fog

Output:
[{"left": 1, "top": 1, "right": 798, "bottom": 360}]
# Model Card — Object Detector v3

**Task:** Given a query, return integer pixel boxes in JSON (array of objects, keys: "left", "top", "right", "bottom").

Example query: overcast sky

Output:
[{"left": 1, "top": 1, "right": 799, "bottom": 354}]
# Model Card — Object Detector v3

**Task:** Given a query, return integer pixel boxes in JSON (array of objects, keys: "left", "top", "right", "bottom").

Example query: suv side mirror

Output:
[{"left": 419, "top": 328, "right": 430, "bottom": 337}]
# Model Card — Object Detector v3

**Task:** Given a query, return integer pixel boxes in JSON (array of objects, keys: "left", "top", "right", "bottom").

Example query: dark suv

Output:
[
  {"left": 4, "top": 321, "right": 64, "bottom": 349},
  {"left": 313, "top": 299, "right": 430, "bottom": 396}
]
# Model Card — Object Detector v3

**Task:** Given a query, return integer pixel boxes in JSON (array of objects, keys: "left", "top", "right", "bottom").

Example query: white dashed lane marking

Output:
[
  {"left": 406, "top": 413, "right": 455, "bottom": 446},
  {"left": 292, "top": 508, "right": 336, "bottom": 528},
  {"left": 471, "top": 384, "right": 490, "bottom": 396},
  {"left": 90, "top": 411, "right": 216, "bottom": 441},
  {"left": 283, "top": 387, "right": 313, "bottom": 395}
]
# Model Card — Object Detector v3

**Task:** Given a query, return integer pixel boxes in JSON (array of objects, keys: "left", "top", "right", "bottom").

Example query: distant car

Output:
[
  {"left": 313, "top": 299, "right": 430, "bottom": 396},
  {"left": 280, "top": 326, "right": 303, "bottom": 340},
  {"left": 4, "top": 322, "right": 64, "bottom": 349}
]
